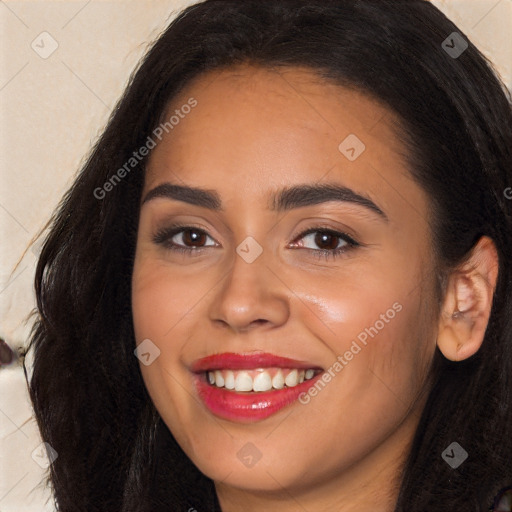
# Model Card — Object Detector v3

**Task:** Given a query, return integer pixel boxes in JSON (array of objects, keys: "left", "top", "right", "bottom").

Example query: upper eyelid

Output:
[{"left": 291, "top": 226, "right": 357, "bottom": 242}]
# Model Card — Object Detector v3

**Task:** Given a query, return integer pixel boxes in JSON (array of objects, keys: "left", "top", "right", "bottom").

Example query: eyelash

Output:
[{"left": 152, "top": 223, "right": 360, "bottom": 261}]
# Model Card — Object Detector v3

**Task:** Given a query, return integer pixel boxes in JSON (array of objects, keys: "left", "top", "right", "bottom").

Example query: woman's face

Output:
[{"left": 132, "top": 65, "right": 439, "bottom": 503}]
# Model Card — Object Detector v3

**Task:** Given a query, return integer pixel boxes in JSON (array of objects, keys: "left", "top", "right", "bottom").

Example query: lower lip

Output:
[{"left": 194, "top": 373, "right": 323, "bottom": 422}]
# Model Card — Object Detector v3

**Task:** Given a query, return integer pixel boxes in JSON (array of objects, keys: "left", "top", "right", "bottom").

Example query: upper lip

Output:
[{"left": 191, "top": 352, "right": 323, "bottom": 373}]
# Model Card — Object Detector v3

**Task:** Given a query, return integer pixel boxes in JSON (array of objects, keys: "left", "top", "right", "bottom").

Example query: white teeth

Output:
[
  {"left": 272, "top": 370, "right": 285, "bottom": 390},
  {"left": 206, "top": 367, "right": 317, "bottom": 392},
  {"left": 235, "top": 371, "right": 253, "bottom": 392},
  {"left": 224, "top": 370, "right": 235, "bottom": 390},
  {"left": 214, "top": 370, "right": 224, "bottom": 388},
  {"left": 284, "top": 369, "right": 299, "bottom": 387},
  {"left": 253, "top": 371, "right": 273, "bottom": 392}
]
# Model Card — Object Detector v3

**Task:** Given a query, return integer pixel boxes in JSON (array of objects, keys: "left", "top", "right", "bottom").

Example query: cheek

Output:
[
  {"left": 131, "top": 255, "right": 227, "bottom": 452},
  {"left": 291, "top": 269, "right": 435, "bottom": 425},
  {"left": 283, "top": 282, "right": 434, "bottom": 474},
  {"left": 131, "top": 250, "right": 227, "bottom": 349},
  {"left": 133, "top": 259, "right": 197, "bottom": 340},
  {"left": 294, "top": 266, "right": 425, "bottom": 366}
]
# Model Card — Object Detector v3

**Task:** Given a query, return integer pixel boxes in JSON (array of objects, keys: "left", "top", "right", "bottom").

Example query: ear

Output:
[{"left": 437, "top": 236, "right": 499, "bottom": 362}]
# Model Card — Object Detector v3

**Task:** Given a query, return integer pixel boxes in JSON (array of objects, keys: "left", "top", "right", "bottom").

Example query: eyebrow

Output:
[{"left": 142, "top": 182, "right": 387, "bottom": 220}]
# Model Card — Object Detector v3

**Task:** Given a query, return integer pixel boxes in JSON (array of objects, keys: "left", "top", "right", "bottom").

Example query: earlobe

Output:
[{"left": 436, "top": 236, "right": 499, "bottom": 362}]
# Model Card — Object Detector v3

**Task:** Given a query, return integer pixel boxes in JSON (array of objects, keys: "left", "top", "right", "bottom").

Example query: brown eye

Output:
[
  {"left": 180, "top": 228, "right": 208, "bottom": 247},
  {"left": 296, "top": 229, "right": 355, "bottom": 251},
  {"left": 312, "top": 232, "right": 343, "bottom": 251},
  {"left": 153, "top": 225, "right": 217, "bottom": 252},
  {"left": 290, "top": 227, "right": 359, "bottom": 262}
]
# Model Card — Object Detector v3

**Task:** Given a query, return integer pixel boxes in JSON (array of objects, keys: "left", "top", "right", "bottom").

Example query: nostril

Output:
[{"left": 247, "top": 319, "right": 269, "bottom": 330}]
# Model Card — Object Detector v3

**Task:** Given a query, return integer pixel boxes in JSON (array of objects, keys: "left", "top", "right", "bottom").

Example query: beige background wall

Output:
[{"left": 1, "top": 1, "right": 511, "bottom": 510}]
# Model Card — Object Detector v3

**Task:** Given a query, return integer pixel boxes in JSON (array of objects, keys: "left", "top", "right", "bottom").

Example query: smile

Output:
[
  {"left": 191, "top": 352, "right": 324, "bottom": 422},
  {"left": 207, "top": 367, "right": 318, "bottom": 392}
]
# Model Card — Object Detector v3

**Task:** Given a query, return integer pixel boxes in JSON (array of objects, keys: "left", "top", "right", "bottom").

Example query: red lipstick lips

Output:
[
  {"left": 191, "top": 352, "right": 319, "bottom": 372},
  {"left": 192, "top": 352, "right": 323, "bottom": 422}
]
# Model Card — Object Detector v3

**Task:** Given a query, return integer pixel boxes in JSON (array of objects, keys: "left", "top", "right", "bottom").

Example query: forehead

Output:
[{"left": 144, "top": 65, "right": 427, "bottom": 224}]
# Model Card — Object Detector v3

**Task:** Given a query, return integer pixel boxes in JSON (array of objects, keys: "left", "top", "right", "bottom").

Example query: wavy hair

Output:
[{"left": 24, "top": 1, "right": 512, "bottom": 510}]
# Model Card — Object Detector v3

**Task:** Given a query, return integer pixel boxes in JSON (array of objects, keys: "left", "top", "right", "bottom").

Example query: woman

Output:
[{"left": 24, "top": 0, "right": 512, "bottom": 510}]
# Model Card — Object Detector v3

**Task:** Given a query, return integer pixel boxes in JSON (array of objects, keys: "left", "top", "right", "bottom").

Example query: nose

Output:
[{"left": 209, "top": 244, "right": 290, "bottom": 333}]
